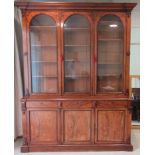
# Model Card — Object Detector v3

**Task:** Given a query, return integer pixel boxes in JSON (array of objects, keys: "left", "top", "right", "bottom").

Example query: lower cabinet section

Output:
[{"left": 21, "top": 100, "right": 132, "bottom": 152}]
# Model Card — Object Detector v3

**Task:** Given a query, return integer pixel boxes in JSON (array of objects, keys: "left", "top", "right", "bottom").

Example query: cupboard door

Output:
[
  {"left": 30, "top": 110, "right": 58, "bottom": 144},
  {"left": 63, "top": 110, "right": 92, "bottom": 144},
  {"left": 30, "top": 14, "right": 58, "bottom": 93},
  {"left": 96, "top": 15, "right": 124, "bottom": 93},
  {"left": 95, "top": 109, "right": 125, "bottom": 143},
  {"left": 63, "top": 14, "right": 91, "bottom": 93}
]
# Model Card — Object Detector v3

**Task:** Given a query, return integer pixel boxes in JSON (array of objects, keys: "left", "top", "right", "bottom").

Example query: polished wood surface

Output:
[
  {"left": 15, "top": 2, "right": 136, "bottom": 152},
  {"left": 30, "top": 111, "right": 58, "bottom": 144}
]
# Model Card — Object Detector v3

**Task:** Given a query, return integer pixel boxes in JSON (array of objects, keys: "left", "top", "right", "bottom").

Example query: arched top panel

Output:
[
  {"left": 30, "top": 14, "right": 56, "bottom": 26},
  {"left": 64, "top": 14, "right": 90, "bottom": 28},
  {"left": 98, "top": 15, "right": 124, "bottom": 31}
]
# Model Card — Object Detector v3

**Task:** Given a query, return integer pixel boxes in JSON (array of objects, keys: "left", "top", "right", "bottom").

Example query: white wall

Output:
[{"left": 130, "top": 0, "right": 140, "bottom": 88}]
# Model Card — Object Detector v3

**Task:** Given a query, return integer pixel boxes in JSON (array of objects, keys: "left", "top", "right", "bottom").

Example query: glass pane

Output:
[
  {"left": 30, "top": 14, "right": 57, "bottom": 93},
  {"left": 64, "top": 15, "right": 90, "bottom": 93},
  {"left": 97, "top": 15, "right": 123, "bottom": 92}
]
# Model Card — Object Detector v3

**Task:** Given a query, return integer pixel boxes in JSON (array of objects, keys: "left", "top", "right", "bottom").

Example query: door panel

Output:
[
  {"left": 95, "top": 109, "right": 125, "bottom": 143},
  {"left": 29, "top": 14, "right": 58, "bottom": 93},
  {"left": 63, "top": 14, "right": 91, "bottom": 94},
  {"left": 95, "top": 13, "right": 126, "bottom": 94},
  {"left": 63, "top": 110, "right": 92, "bottom": 144},
  {"left": 30, "top": 110, "right": 58, "bottom": 144}
]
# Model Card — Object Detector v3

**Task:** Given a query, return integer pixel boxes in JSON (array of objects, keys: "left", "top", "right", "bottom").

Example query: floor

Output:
[{"left": 14, "top": 129, "right": 140, "bottom": 155}]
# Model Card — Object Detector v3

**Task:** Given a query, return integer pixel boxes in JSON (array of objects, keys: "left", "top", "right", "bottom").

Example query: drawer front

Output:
[
  {"left": 62, "top": 101, "right": 93, "bottom": 109},
  {"left": 26, "top": 101, "right": 58, "bottom": 108},
  {"left": 96, "top": 100, "right": 128, "bottom": 108}
]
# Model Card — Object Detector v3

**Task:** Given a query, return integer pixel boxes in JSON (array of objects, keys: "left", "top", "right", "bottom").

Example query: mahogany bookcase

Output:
[{"left": 15, "top": 2, "right": 136, "bottom": 152}]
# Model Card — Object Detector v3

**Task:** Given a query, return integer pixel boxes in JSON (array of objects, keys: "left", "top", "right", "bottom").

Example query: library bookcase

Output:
[{"left": 15, "top": 2, "right": 136, "bottom": 152}]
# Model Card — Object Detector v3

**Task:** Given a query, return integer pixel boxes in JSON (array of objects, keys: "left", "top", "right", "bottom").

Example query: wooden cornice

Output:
[{"left": 15, "top": 2, "right": 136, "bottom": 12}]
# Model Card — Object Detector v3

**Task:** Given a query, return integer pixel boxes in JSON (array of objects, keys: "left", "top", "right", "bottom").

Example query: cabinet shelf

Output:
[
  {"left": 31, "top": 45, "right": 56, "bottom": 47},
  {"left": 64, "top": 27, "right": 89, "bottom": 31},
  {"left": 65, "top": 45, "right": 89, "bottom": 47},
  {"left": 65, "top": 75, "right": 89, "bottom": 79},
  {"left": 32, "top": 61, "right": 57, "bottom": 63},
  {"left": 98, "top": 63, "right": 121, "bottom": 65},
  {"left": 98, "top": 38, "right": 122, "bottom": 41},
  {"left": 30, "top": 25, "right": 56, "bottom": 28},
  {"left": 98, "top": 74, "right": 121, "bottom": 77},
  {"left": 32, "top": 76, "right": 57, "bottom": 78},
  {"left": 99, "top": 21, "right": 121, "bottom": 24},
  {"left": 65, "top": 59, "right": 89, "bottom": 63}
]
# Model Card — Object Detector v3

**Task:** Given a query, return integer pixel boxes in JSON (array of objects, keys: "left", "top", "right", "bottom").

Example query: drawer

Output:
[
  {"left": 26, "top": 101, "right": 58, "bottom": 108},
  {"left": 96, "top": 101, "right": 128, "bottom": 108},
  {"left": 62, "top": 101, "right": 93, "bottom": 109}
]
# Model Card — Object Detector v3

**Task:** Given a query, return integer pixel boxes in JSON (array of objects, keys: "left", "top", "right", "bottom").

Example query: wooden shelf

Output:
[
  {"left": 99, "top": 21, "right": 121, "bottom": 24},
  {"left": 30, "top": 25, "right": 56, "bottom": 28},
  {"left": 65, "top": 45, "right": 89, "bottom": 47},
  {"left": 65, "top": 59, "right": 89, "bottom": 63},
  {"left": 64, "top": 27, "right": 89, "bottom": 31},
  {"left": 31, "top": 45, "right": 56, "bottom": 47},
  {"left": 98, "top": 38, "right": 122, "bottom": 41},
  {"left": 98, "top": 63, "right": 121, "bottom": 65},
  {"left": 32, "top": 61, "right": 57, "bottom": 63},
  {"left": 32, "top": 76, "right": 57, "bottom": 78},
  {"left": 65, "top": 75, "right": 89, "bottom": 79},
  {"left": 98, "top": 74, "right": 121, "bottom": 76}
]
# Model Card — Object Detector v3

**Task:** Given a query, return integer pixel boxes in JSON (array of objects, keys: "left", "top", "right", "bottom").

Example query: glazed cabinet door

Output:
[
  {"left": 62, "top": 13, "right": 92, "bottom": 94},
  {"left": 95, "top": 13, "right": 126, "bottom": 94},
  {"left": 29, "top": 14, "right": 58, "bottom": 94}
]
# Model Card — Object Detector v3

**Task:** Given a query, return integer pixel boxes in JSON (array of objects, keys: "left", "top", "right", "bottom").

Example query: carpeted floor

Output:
[{"left": 14, "top": 129, "right": 140, "bottom": 155}]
